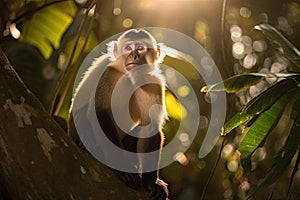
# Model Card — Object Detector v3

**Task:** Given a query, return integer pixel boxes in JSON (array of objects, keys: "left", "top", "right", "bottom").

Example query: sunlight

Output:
[
  {"left": 194, "top": 20, "right": 208, "bottom": 44},
  {"left": 122, "top": 18, "right": 133, "bottom": 28},
  {"left": 113, "top": 8, "right": 122, "bottom": 15},
  {"left": 75, "top": 0, "right": 88, "bottom": 5},
  {"left": 165, "top": 92, "right": 186, "bottom": 120},
  {"left": 9, "top": 23, "right": 21, "bottom": 39},
  {"left": 113, "top": 0, "right": 122, "bottom": 15},
  {"left": 88, "top": 5, "right": 96, "bottom": 16},
  {"left": 239, "top": 7, "right": 251, "bottom": 18},
  {"left": 221, "top": 144, "right": 234, "bottom": 159},
  {"left": 227, "top": 159, "right": 238, "bottom": 172},
  {"left": 253, "top": 40, "right": 267, "bottom": 52},
  {"left": 199, "top": 116, "right": 208, "bottom": 129},
  {"left": 173, "top": 152, "right": 189, "bottom": 166},
  {"left": 3, "top": 0, "right": 300, "bottom": 199},
  {"left": 243, "top": 53, "right": 257, "bottom": 69},
  {"left": 177, "top": 85, "right": 190, "bottom": 97},
  {"left": 230, "top": 25, "right": 242, "bottom": 42},
  {"left": 232, "top": 42, "right": 244, "bottom": 59},
  {"left": 178, "top": 132, "right": 191, "bottom": 147},
  {"left": 137, "top": 0, "right": 208, "bottom": 12}
]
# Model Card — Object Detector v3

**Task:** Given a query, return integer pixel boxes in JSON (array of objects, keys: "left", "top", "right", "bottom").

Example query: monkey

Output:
[{"left": 68, "top": 29, "right": 169, "bottom": 200}]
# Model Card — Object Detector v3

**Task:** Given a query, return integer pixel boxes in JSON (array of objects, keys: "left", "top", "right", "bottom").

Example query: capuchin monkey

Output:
[{"left": 68, "top": 29, "right": 169, "bottom": 200}]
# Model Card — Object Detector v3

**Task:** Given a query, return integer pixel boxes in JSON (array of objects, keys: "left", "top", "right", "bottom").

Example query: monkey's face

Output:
[{"left": 121, "top": 40, "right": 157, "bottom": 71}]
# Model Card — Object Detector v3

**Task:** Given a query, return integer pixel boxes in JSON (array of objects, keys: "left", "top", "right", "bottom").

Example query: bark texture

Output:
[{"left": 0, "top": 48, "right": 148, "bottom": 200}]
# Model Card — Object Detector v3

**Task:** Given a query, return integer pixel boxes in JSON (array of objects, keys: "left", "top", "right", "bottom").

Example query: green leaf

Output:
[
  {"left": 242, "top": 78, "right": 298, "bottom": 115},
  {"left": 19, "top": 1, "right": 77, "bottom": 59},
  {"left": 246, "top": 106, "right": 300, "bottom": 199},
  {"left": 221, "top": 111, "right": 253, "bottom": 136},
  {"left": 288, "top": 146, "right": 300, "bottom": 194},
  {"left": 290, "top": 94, "right": 300, "bottom": 120},
  {"left": 63, "top": 34, "right": 98, "bottom": 65},
  {"left": 255, "top": 24, "right": 300, "bottom": 69},
  {"left": 221, "top": 76, "right": 300, "bottom": 136},
  {"left": 201, "top": 73, "right": 264, "bottom": 93},
  {"left": 238, "top": 89, "right": 296, "bottom": 160},
  {"left": 241, "top": 157, "right": 252, "bottom": 174}
]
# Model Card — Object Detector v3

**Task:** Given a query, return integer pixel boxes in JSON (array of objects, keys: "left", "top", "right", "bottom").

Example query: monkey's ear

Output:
[
  {"left": 106, "top": 41, "right": 118, "bottom": 61},
  {"left": 155, "top": 45, "right": 161, "bottom": 60},
  {"left": 113, "top": 43, "right": 118, "bottom": 58}
]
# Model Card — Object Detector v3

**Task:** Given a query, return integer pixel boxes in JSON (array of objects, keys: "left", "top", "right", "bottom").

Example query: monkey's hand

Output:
[{"left": 147, "top": 179, "right": 169, "bottom": 200}]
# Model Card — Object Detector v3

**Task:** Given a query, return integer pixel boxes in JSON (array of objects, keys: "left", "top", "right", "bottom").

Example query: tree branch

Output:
[{"left": 0, "top": 48, "right": 147, "bottom": 199}]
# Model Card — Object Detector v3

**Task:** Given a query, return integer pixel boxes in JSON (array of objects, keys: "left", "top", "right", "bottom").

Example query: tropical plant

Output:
[
  {"left": 1, "top": 0, "right": 98, "bottom": 115},
  {"left": 201, "top": 23, "right": 300, "bottom": 199}
]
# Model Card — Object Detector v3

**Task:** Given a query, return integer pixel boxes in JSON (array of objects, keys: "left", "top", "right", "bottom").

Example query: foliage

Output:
[
  {"left": 254, "top": 24, "right": 300, "bottom": 69},
  {"left": 1, "top": 0, "right": 300, "bottom": 199},
  {"left": 202, "top": 24, "right": 300, "bottom": 199},
  {"left": 201, "top": 73, "right": 263, "bottom": 93},
  {"left": 19, "top": 1, "right": 77, "bottom": 59},
  {"left": 1, "top": 0, "right": 98, "bottom": 112}
]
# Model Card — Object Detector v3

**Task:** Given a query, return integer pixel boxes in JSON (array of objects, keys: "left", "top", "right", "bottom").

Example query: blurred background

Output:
[{"left": 1, "top": 0, "right": 300, "bottom": 199}]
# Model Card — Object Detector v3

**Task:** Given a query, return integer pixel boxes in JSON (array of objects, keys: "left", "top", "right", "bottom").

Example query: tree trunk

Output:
[{"left": 0, "top": 48, "right": 148, "bottom": 200}]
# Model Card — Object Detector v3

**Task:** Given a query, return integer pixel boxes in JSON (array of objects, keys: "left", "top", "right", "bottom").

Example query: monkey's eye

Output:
[
  {"left": 137, "top": 45, "right": 145, "bottom": 51},
  {"left": 124, "top": 45, "right": 132, "bottom": 51}
]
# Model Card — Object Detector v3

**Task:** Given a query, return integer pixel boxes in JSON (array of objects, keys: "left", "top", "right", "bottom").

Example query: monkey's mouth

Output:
[{"left": 126, "top": 63, "right": 139, "bottom": 70}]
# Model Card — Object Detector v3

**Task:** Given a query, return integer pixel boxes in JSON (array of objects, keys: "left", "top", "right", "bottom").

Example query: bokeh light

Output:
[
  {"left": 222, "top": 144, "right": 234, "bottom": 159},
  {"left": 239, "top": 7, "right": 251, "bottom": 18},
  {"left": 227, "top": 159, "right": 239, "bottom": 172},
  {"left": 122, "top": 18, "right": 133, "bottom": 28},
  {"left": 113, "top": 8, "right": 122, "bottom": 15},
  {"left": 232, "top": 42, "right": 244, "bottom": 59},
  {"left": 178, "top": 132, "right": 191, "bottom": 147},
  {"left": 243, "top": 53, "right": 257, "bottom": 69},
  {"left": 113, "top": 0, "right": 122, "bottom": 15},
  {"left": 178, "top": 85, "right": 190, "bottom": 97},
  {"left": 199, "top": 115, "right": 209, "bottom": 129},
  {"left": 9, "top": 23, "right": 21, "bottom": 39},
  {"left": 75, "top": 0, "right": 88, "bottom": 5},
  {"left": 173, "top": 152, "right": 189, "bottom": 166},
  {"left": 230, "top": 25, "right": 242, "bottom": 42},
  {"left": 253, "top": 40, "right": 267, "bottom": 52}
]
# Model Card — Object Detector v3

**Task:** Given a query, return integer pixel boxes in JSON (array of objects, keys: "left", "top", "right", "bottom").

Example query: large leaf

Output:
[
  {"left": 20, "top": 1, "right": 77, "bottom": 59},
  {"left": 201, "top": 73, "right": 264, "bottom": 93},
  {"left": 221, "top": 111, "right": 253, "bottom": 136},
  {"left": 165, "top": 91, "right": 183, "bottom": 121},
  {"left": 287, "top": 95, "right": 300, "bottom": 193},
  {"left": 64, "top": 34, "right": 98, "bottom": 65},
  {"left": 7, "top": 0, "right": 45, "bottom": 19},
  {"left": 242, "top": 78, "right": 298, "bottom": 115},
  {"left": 255, "top": 24, "right": 300, "bottom": 69},
  {"left": 288, "top": 146, "right": 300, "bottom": 194},
  {"left": 290, "top": 96, "right": 300, "bottom": 120},
  {"left": 238, "top": 89, "right": 296, "bottom": 160},
  {"left": 246, "top": 104, "right": 300, "bottom": 199}
]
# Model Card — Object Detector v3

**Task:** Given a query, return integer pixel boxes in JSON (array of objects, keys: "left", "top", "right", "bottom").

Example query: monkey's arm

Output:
[{"left": 95, "top": 67, "right": 145, "bottom": 189}]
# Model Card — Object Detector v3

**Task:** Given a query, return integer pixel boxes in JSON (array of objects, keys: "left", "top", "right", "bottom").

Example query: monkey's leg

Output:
[
  {"left": 113, "top": 134, "right": 143, "bottom": 189},
  {"left": 94, "top": 110, "right": 142, "bottom": 189},
  {"left": 132, "top": 85, "right": 169, "bottom": 199},
  {"left": 137, "top": 131, "right": 169, "bottom": 200}
]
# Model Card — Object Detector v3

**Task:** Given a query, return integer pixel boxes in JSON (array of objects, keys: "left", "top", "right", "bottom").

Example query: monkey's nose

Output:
[{"left": 129, "top": 51, "right": 139, "bottom": 60}]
